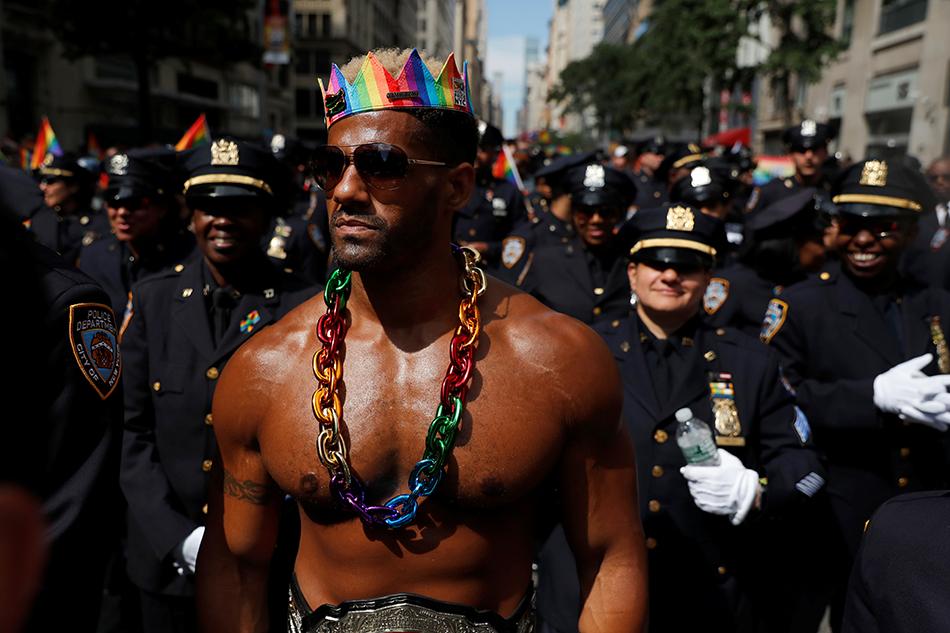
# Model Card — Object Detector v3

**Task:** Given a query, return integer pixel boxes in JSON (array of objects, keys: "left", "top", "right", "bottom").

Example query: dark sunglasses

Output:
[
  {"left": 573, "top": 205, "right": 623, "bottom": 220},
  {"left": 835, "top": 216, "right": 907, "bottom": 240},
  {"left": 310, "top": 143, "right": 447, "bottom": 191},
  {"left": 39, "top": 176, "right": 64, "bottom": 186},
  {"left": 109, "top": 196, "right": 150, "bottom": 210}
]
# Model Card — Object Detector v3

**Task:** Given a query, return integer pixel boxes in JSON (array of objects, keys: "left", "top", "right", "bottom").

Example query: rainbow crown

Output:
[{"left": 318, "top": 49, "right": 475, "bottom": 128}]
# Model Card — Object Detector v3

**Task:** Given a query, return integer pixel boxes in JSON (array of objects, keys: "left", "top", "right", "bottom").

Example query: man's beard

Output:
[{"left": 330, "top": 205, "right": 438, "bottom": 272}]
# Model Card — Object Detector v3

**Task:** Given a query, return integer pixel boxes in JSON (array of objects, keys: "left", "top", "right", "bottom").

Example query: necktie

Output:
[{"left": 211, "top": 288, "right": 234, "bottom": 347}]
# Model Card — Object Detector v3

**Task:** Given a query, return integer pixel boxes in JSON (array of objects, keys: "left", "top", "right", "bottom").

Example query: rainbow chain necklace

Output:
[{"left": 311, "top": 246, "right": 486, "bottom": 528}]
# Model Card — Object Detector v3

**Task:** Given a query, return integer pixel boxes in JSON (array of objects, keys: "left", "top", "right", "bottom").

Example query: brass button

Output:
[
  {"left": 593, "top": 287, "right": 604, "bottom": 296},
  {"left": 645, "top": 537, "right": 657, "bottom": 550},
  {"left": 704, "top": 351, "right": 717, "bottom": 362},
  {"left": 651, "top": 465, "right": 664, "bottom": 478},
  {"left": 174, "top": 264, "right": 184, "bottom": 272},
  {"left": 897, "top": 477, "right": 909, "bottom": 488},
  {"left": 204, "top": 413, "right": 214, "bottom": 426},
  {"left": 202, "top": 459, "right": 213, "bottom": 472},
  {"left": 468, "top": 228, "right": 477, "bottom": 237},
  {"left": 206, "top": 367, "right": 219, "bottom": 380},
  {"left": 820, "top": 271, "right": 831, "bottom": 281},
  {"left": 648, "top": 500, "right": 661, "bottom": 513},
  {"left": 152, "top": 381, "right": 161, "bottom": 392},
  {"left": 715, "top": 328, "right": 726, "bottom": 336},
  {"left": 620, "top": 341, "right": 630, "bottom": 353},
  {"left": 654, "top": 429, "right": 669, "bottom": 443},
  {"left": 202, "top": 504, "right": 208, "bottom": 515},
  {"left": 653, "top": 191, "right": 661, "bottom": 198},
  {"left": 717, "top": 566, "right": 728, "bottom": 575},
  {"left": 899, "top": 447, "right": 910, "bottom": 458},
  {"left": 80, "top": 215, "right": 90, "bottom": 225},
  {"left": 592, "top": 306, "right": 602, "bottom": 316},
  {"left": 611, "top": 319, "right": 621, "bottom": 328}
]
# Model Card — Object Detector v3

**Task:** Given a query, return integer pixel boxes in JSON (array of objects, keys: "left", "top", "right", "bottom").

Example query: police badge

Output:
[
  {"left": 760, "top": 298, "right": 788, "bottom": 343},
  {"left": 501, "top": 236, "right": 526, "bottom": 269},
  {"left": 703, "top": 278, "right": 729, "bottom": 315},
  {"left": 69, "top": 303, "right": 121, "bottom": 400},
  {"left": 708, "top": 372, "right": 744, "bottom": 446}
]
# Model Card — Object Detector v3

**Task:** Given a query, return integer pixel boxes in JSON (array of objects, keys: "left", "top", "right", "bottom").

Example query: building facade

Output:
[
  {"left": 417, "top": 0, "right": 457, "bottom": 58},
  {"left": 754, "top": 0, "right": 948, "bottom": 163},
  {"left": 544, "top": 0, "right": 606, "bottom": 134},
  {"left": 1, "top": 0, "right": 293, "bottom": 151}
]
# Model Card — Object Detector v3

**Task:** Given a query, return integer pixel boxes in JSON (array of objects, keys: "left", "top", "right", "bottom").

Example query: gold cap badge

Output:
[
  {"left": 666, "top": 205, "right": 695, "bottom": 232},
  {"left": 210, "top": 139, "right": 240, "bottom": 166},
  {"left": 859, "top": 160, "right": 888, "bottom": 187}
]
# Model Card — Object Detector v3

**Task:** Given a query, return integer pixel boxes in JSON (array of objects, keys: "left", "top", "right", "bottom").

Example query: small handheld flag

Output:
[
  {"left": 30, "top": 117, "right": 63, "bottom": 170},
  {"left": 175, "top": 114, "right": 211, "bottom": 151},
  {"left": 491, "top": 144, "right": 525, "bottom": 192}
]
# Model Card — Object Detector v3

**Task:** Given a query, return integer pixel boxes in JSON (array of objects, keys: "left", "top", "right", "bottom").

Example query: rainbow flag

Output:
[
  {"left": 19, "top": 147, "right": 32, "bottom": 170},
  {"left": 87, "top": 131, "right": 104, "bottom": 160},
  {"left": 753, "top": 155, "right": 795, "bottom": 186},
  {"left": 491, "top": 145, "right": 525, "bottom": 191},
  {"left": 175, "top": 113, "right": 211, "bottom": 151},
  {"left": 30, "top": 117, "right": 63, "bottom": 169}
]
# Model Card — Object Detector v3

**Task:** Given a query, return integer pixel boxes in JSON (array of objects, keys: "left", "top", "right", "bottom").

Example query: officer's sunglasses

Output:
[
  {"left": 310, "top": 143, "right": 447, "bottom": 191},
  {"left": 834, "top": 216, "right": 908, "bottom": 241},
  {"left": 108, "top": 196, "right": 150, "bottom": 211}
]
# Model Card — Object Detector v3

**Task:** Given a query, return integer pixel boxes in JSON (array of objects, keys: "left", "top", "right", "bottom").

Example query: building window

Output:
[
  {"left": 314, "top": 50, "right": 331, "bottom": 75},
  {"left": 295, "top": 51, "right": 311, "bottom": 74},
  {"left": 841, "top": 0, "right": 855, "bottom": 46},
  {"left": 294, "top": 12, "right": 303, "bottom": 37},
  {"left": 307, "top": 14, "right": 317, "bottom": 37},
  {"left": 230, "top": 84, "right": 261, "bottom": 118},
  {"left": 878, "top": 0, "right": 928, "bottom": 35},
  {"left": 322, "top": 14, "right": 331, "bottom": 37},
  {"left": 177, "top": 74, "right": 219, "bottom": 101},
  {"left": 296, "top": 89, "right": 312, "bottom": 118}
]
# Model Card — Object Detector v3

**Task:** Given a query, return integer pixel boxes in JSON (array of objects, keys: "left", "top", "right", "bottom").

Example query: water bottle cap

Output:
[{"left": 675, "top": 408, "right": 693, "bottom": 423}]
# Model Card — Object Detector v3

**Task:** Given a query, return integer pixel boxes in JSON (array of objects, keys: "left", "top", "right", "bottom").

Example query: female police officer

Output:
[{"left": 537, "top": 203, "right": 825, "bottom": 633}]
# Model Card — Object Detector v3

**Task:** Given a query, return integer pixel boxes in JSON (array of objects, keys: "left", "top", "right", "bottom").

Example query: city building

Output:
[
  {"left": 602, "top": 0, "right": 636, "bottom": 45},
  {"left": 417, "top": 0, "right": 457, "bottom": 58},
  {"left": 543, "top": 0, "right": 606, "bottom": 134},
  {"left": 518, "top": 37, "right": 548, "bottom": 134},
  {"left": 454, "top": 0, "right": 491, "bottom": 124},
  {"left": 0, "top": 0, "right": 293, "bottom": 150},
  {"left": 754, "top": 0, "right": 949, "bottom": 163}
]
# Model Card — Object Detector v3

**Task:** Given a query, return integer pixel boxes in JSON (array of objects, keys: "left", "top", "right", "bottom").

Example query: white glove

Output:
[
  {"left": 680, "top": 449, "right": 761, "bottom": 526},
  {"left": 176, "top": 526, "right": 205, "bottom": 575},
  {"left": 873, "top": 354, "right": 950, "bottom": 431}
]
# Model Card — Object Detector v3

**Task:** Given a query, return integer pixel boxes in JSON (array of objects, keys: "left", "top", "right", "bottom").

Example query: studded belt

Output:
[{"left": 288, "top": 575, "right": 535, "bottom": 633}]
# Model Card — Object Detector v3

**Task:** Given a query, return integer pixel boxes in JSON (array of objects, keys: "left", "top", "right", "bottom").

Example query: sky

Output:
[{"left": 484, "top": 0, "right": 552, "bottom": 137}]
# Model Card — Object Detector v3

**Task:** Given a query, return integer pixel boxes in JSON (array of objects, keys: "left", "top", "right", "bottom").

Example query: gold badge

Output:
[
  {"left": 930, "top": 316, "right": 950, "bottom": 374},
  {"left": 666, "top": 205, "right": 695, "bottom": 231},
  {"left": 709, "top": 372, "right": 745, "bottom": 446},
  {"left": 43, "top": 153, "right": 54, "bottom": 167},
  {"left": 210, "top": 139, "right": 240, "bottom": 166},
  {"left": 859, "top": 160, "right": 888, "bottom": 187},
  {"left": 109, "top": 154, "right": 129, "bottom": 175}
]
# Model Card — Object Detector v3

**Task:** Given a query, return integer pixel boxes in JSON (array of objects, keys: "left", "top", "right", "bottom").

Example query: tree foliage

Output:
[{"left": 45, "top": 0, "right": 261, "bottom": 141}]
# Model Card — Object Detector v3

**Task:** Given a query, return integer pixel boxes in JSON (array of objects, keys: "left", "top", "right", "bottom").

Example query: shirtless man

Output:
[{"left": 197, "top": 48, "right": 647, "bottom": 633}]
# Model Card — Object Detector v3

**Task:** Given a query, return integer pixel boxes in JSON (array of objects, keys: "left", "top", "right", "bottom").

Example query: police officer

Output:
[
  {"left": 79, "top": 149, "right": 195, "bottom": 316},
  {"left": 746, "top": 120, "right": 835, "bottom": 214},
  {"left": 723, "top": 144, "right": 757, "bottom": 212},
  {"left": 764, "top": 158, "right": 950, "bottom": 629},
  {"left": 454, "top": 121, "right": 526, "bottom": 269},
  {"left": 705, "top": 188, "right": 830, "bottom": 336},
  {"left": 519, "top": 162, "right": 636, "bottom": 327},
  {"left": 537, "top": 203, "right": 825, "bottom": 633},
  {"left": 27, "top": 152, "right": 109, "bottom": 264},
  {"left": 902, "top": 155, "right": 950, "bottom": 290},
  {"left": 669, "top": 161, "right": 743, "bottom": 262},
  {"left": 120, "top": 138, "right": 319, "bottom": 633},
  {"left": 497, "top": 151, "right": 595, "bottom": 284},
  {"left": 632, "top": 135, "right": 668, "bottom": 209}
]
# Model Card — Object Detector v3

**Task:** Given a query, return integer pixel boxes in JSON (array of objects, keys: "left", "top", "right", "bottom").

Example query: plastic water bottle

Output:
[{"left": 675, "top": 408, "right": 720, "bottom": 466}]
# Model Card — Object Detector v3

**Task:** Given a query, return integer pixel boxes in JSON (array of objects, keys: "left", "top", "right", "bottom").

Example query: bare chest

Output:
[{"left": 259, "top": 337, "right": 564, "bottom": 516}]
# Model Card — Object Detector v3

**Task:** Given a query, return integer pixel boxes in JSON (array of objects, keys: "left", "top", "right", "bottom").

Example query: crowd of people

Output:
[{"left": 2, "top": 46, "right": 949, "bottom": 633}]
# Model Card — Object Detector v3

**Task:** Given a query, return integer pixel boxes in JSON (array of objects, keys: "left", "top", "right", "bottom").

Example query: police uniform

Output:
[
  {"left": 496, "top": 152, "right": 595, "bottom": 285},
  {"left": 842, "top": 491, "right": 950, "bottom": 633},
  {"left": 669, "top": 160, "right": 742, "bottom": 262},
  {"left": 705, "top": 188, "right": 827, "bottom": 336},
  {"left": 79, "top": 150, "right": 195, "bottom": 316},
  {"left": 745, "top": 121, "right": 835, "bottom": 214},
  {"left": 632, "top": 136, "right": 669, "bottom": 210},
  {"left": 537, "top": 205, "right": 825, "bottom": 633},
  {"left": 764, "top": 160, "right": 950, "bottom": 629},
  {"left": 119, "top": 139, "right": 319, "bottom": 633},
  {"left": 518, "top": 164, "right": 636, "bottom": 327},
  {"left": 26, "top": 153, "right": 109, "bottom": 264},
  {"left": 901, "top": 193, "right": 950, "bottom": 291},
  {"left": 18, "top": 233, "right": 123, "bottom": 632},
  {"left": 455, "top": 122, "right": 528, "bottom": 269}
]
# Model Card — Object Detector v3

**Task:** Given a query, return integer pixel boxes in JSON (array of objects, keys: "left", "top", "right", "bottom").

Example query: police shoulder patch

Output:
[
  {"left": 501, "top": 236, "right": 527, "bottom": 270},
  {"left": 793, "top": 406, "right": 811, "bottom": 445},
  {"left": 704, "top": 277, "right": 730, "bottom": 315},
  {"left": 69, "top": 302, "right": 121, "bottom": 400},
  {"left": 760, "top": 298, "right": 788, "bottom": 344}
]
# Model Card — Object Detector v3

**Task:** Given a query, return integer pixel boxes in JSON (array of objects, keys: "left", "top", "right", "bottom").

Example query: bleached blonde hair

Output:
[{"left": 338, "top": 48, "right": 445, "bottom": 82}]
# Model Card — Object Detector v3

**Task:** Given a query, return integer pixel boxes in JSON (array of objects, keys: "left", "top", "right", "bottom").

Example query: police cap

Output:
[
  {"left": 35, "top": 152, "right": 89, "bottom": 182},
  {"left": 477, "top": 121, "right": 504, "bottom": 150},
  {"left": 181, "top": 138, "right": 285, "bottom": 205},
  {"left": 745, "top": 187, "right": 826, "bottom": 239},
  {"left": 627, "top": 203, "right": 721, "bottom": 269},
  {"left": 670, "top": 162, "right": 728, "bottom": 206},
  {"left": 783, "top": 120, "right": 833, "bottom": 151},
  {"left": 534, "top": 151, "right": 598, "bottom": 190},
  {"left": 636, "top": 135, "right": 667, "bottom": 156},
  {"left": 565, "top": 163, "right": 637, "bottom": 210},
  {"left": 104, "top": 148, "right": 176, "bottom": 202},
  {"left": 655, "top": 143, "right": 704, "bottom": 183},
  {"left": 832, "top": 158, "right": 928, "bottom": 217}
]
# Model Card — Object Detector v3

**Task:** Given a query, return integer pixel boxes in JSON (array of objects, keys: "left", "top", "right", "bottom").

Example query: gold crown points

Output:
[
  {"left": 210, "top": 139, "right": 240, "bottom": 166},
  {"left": 859, "top": 160, "right": 887, "bottom": 187},
  {"left": 666, "top": 205, "right": 695, "bottom": 232}
]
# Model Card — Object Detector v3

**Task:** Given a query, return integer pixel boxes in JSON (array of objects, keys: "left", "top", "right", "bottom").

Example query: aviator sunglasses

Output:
[{"left": 310, "top": 143, "right": 447, "bottom": 191}]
